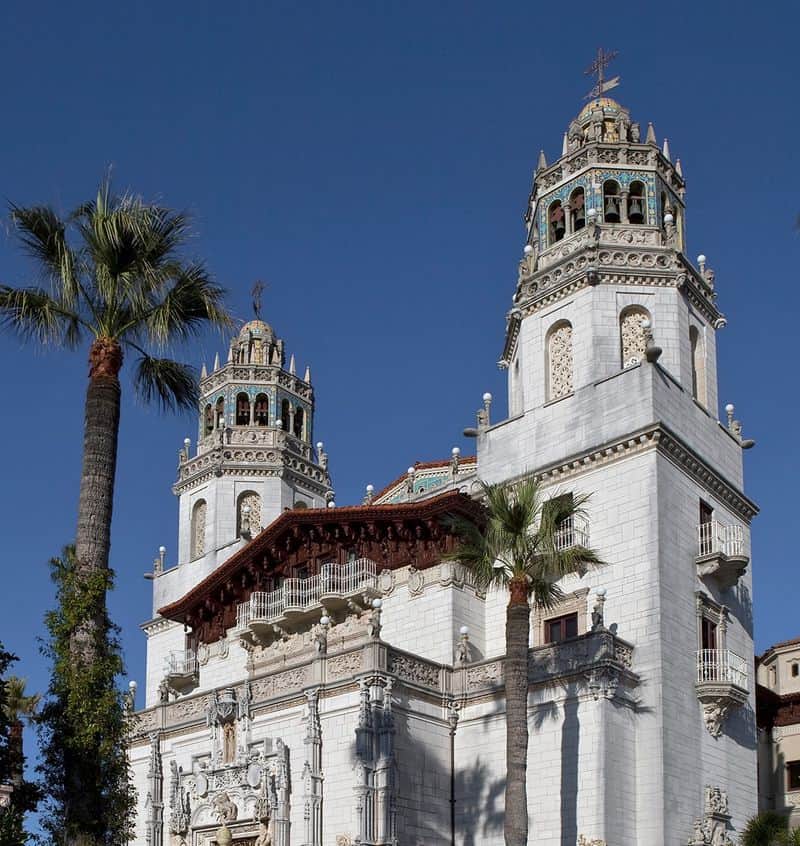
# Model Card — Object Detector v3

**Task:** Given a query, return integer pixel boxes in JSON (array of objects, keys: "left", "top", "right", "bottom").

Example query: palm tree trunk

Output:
[{"left": 504, "top": 577, "right": 530, "bottom": 846}]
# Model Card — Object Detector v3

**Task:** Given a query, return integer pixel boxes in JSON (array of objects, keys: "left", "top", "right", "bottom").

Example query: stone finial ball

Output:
[
  {"left": 587, "top": 207, "right": 597, "bottom": 218},
  {"left": 183, "top": 437, "right": 191, "bottom": 446},
  {"left": 596, "top": 587, "right": 607, "bottom": 597},
  {"left": 697, "top": 254, "right": 706, "bottom": 264},
  {"left": 459, "top": 625, "right": 469, "bottom": 636},
  {"left": 407, "top": 467, "right": 415, "bottom": 475},
  {"left": 725, "top": 403, "right": 735, "bottom": 413},
  {"left": 366, "top": 484, "right": 374, "bottom": 493},
  {"left": 482, "top": 392, "right": 492, "bottom": 403},
  {"left": 320, "top": 615, "right": 330, "bottom": 626},
  {"left": 523, "top": 244, "right": 534, "bottom": 255},
  {"left": 451, "top": 447, "right": 460, "bottom": 457},
  {"left": 316, "top": 441, "right": 324, "bottom": 451},
  {"left": 663, "top": 213, "right": 674, "bottom": 225},
  {"left": 372, "top": 598, "right": 382, "bottom": 610},
  {"left": 640, "top": 318, "right": 651, "bottom": 330}
]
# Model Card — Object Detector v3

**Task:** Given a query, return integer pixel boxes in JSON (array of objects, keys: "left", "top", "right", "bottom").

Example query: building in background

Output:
[
  {"left": 128, "top": 86, "right": 759, "bottom": 846},
  {"left": 757, "top": 639, "right": 800, "bottom": 827}
]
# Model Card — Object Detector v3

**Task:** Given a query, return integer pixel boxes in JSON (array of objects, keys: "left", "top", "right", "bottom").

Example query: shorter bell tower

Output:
[{"left": 172, "top": 319, "right": 332, "bottom": 581}]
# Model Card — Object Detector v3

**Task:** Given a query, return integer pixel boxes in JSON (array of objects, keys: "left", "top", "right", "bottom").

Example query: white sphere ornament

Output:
[
  {"left": 697, "top": 254, "right": 706, "bottom": 264},
  {"left": 407, "top": 467, "right": 415, "bottom": 475},
  {"left": 316, "top": 441, "right": 324, "bottom": 451},
  {"left": 366, "top": 484, "right": 374, "bottom": 493},
  {"left": 459, "top": 625, "right": 469, "bottom": 636},
  {"left": 663, "top": 213, "right": 674, "bottom": 225},
  {"left": 523, "top": 244, "right": 534, "bottom": 255},
  {"left": 482, "top": 392, "right": 492, "bottom": 402},
  {"left": 641, "top": 318, "right": 651, "bottom": 330},
  {"left": 372, "top": 598, "right": 382, "bottom": 610},
  {"left": 451, "top": 447, "right": 460, "bottom": 457},
  {"left": 129, "top": 680, "right": 137, "bottom": 691},
  {"left": 725, "top": 403, "right": 735, "bottom": 413},
  {"left": 596, "top": 587, "right": 607, "bottom": 597},
  {"left": 183, "top": 437, "right": 191, "bottom": 446},
  {"left": 320, "top": 615, "right": 330, "bottom": 626},
  {"left": 587, "top": 207, "right": 597, "bottom": 218}
]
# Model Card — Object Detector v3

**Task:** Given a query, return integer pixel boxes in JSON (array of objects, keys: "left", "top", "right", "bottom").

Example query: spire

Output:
[
  {"left": 675, "top": 158, "right": 683, "bottom": 177},
  {"left": 662, "top": 138, "right": 671, "bottom": 161},
  {"left": 537, "top": 150, "right": 547, "bottom": 171},
  {"left": 562, "top": 132, "right": 568, "bottom": 156},
  {"left": 646, "top": 122, "right": 656, "bottom": 145},
  {"left": 201, "top": 362, "right": 207, "bottom": 378},
  {"left": 213, "top": 352, "right": 220, "bottom": 371},
  {"left": 304, "top": 365, "right": 311, "bottom": 383},
  {"left": 289, "top": 354, "right": 296, "bottom": 375},
  {"left": 227, "top": 345, "right": 233, "bottom": 363}
]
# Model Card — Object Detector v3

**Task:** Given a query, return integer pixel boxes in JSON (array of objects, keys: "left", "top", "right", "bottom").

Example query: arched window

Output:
[
  {"left": 215, "top": 397, "right": 225, "bottom": 429},
  {"left": 627, "top": 181, "right": 645, "bottom": 224},
  {"left": 690, "top": 326, "right": 706, "bottom": 405},
  {"left": 191, "top": 499, "right": 207, "bottom": 560},
  {"left": 603, "top": 180, "right": 621, "bottom": 223},
  {"left": 619, "top": 306, "right": 651, "bottom": 368},
  {"left": 293, "top": 406, "right": 304, "bottom": 440},
  {"left": 570, "top": 187, "right": 586, "bottom": 232},
  {"left": 254, "top": 393, "right": 269, "bottom": 426},
  {"left": 235, "top": 392, "right": 250, "bottom": 426},
  {"left": 548, "top": 200, "right": 565, "bottom": 244},
  {"left": 546, "top": 320, "right": 574, "bottom": 401},
  {"left": 236, "top": 491, "right": 262, "bottom": 538},
  {"left": 203, "top": 404, "right": 213, "bottom": 437},
  {"left": 280, "top": 399, "right": 290, "bottom": 431}
]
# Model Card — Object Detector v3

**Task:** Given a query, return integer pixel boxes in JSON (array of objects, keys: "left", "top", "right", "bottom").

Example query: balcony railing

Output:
[
  {"left": 696, "top": 649, "right": 748, "bottom": 691},
  {"left": 553, "top": 514, "right": 589, "bottom": 551},
  {"left": 697, "top": 520, "right": 744, "bottom": 558},
  {"left": 165, "top": 649, "right": 198, "bottom": 677},
  {"left": 236, "top": 558, "right": 378, "bottom": 630}
]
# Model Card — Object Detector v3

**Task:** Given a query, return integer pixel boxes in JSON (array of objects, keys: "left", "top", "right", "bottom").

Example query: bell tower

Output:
[
  {"left": 171, "top": 318, "right": 332, "bottom": 582},
  {"left": 479, "top": 71, "right": 757, "bottom": 844}
]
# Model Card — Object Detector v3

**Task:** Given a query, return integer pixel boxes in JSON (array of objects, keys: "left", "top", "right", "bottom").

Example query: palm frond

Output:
[
  {"left": 9, "top": 204, "right": 81, "bottom": 308},
  {"left": 740, "top": 811, "right": 788, "bottom": 846},
  {"left": 0, "top": 286, "right": 84, "bottom": 347},
  {"left": 3, "top": 676, "right": 40, "bottom": 722},
  {"left": 132, "top": 354, "right": 198, "bottom": 411},
  {"left": 137, "top": 262, "right": 232, "bottom": 346}
]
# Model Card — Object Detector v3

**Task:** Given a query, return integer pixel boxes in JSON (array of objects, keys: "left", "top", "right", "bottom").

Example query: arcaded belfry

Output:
[{"left": 128, "top": 83, "right": 758, "bottom": 845}]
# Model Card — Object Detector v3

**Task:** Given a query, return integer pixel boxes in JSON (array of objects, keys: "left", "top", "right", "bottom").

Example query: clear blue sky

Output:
[{"left": 0, "top": 0, "right": 797, "bottom": 718}]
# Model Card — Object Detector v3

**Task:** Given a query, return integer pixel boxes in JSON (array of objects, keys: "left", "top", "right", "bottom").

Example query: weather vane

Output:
[
  {"left": 584, "top": 48, "right": 620, "bottom": 99},
  {"left": 251, "top": 281, "right": 266, "bottom": 319}
]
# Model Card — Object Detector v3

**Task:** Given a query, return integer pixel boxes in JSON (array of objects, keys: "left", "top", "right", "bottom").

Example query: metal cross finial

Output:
[
  {"left": 251, "top": 280, "right": 266, "bottom": 319},
  {"left": 584, "top": 47, "right": 620, "bottom": 99}
]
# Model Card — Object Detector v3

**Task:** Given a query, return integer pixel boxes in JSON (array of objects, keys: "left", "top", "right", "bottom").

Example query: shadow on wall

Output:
[{"left": 376, "top": 700, "right": 505, "bottom": 846}]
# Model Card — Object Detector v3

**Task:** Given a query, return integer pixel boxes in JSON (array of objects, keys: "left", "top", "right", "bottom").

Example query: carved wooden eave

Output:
[{"left": 158, "top": 490, "right": 483, "bottom": 644}]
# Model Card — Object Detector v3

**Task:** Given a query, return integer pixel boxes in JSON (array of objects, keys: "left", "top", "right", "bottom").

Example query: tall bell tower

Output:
[{"left": 478, "top": 74, "right": 758, "bottom": 843}]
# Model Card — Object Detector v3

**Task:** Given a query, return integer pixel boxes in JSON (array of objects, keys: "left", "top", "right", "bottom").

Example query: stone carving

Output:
[
  {"left": 212, "top": 791, "right": 239, "bottom": 823},
  {"left": 255, "top": 817, "right": 273, "bottom": 846},
  {"left": 586, "top": 667, "right": 620, "bottom": 700},
  {"left": 620, "top": 307, "right": 650, "bottom": 367},
  {"left": 327, "top": 651, "right": 362, "bottom": 680},
  {"left": 197, "top": 642, "right": 210, "bottom": 666},
  {"left": 312, "top": 624, "right": 327, "bottom": 655},
  {"left": 191, "top": 500, "right": 206, "bottom": 559},
  {"left": 547, "top": 322, "right": 573, "bottom": 400},
  {"left": 239, "top": 491, "right": 262, "bottom": 536},
  {"left": 378, "top": 569, "right": 395, "bottom": 594},
  {"left": 467, "top": 661, "right": 503, "bottom": 688},
  {"left": 388, "top": 652, "right": 440, "bottom": 688},
  {"left": 577, "top": 837, "right": 606, "bottom": 846},
  {"left": 407, "top": 567, "right": 424, "bottom": 596},
  {"left": 335, "top": 836, "right": 352, "bottom": 846},
  {"left": 687, "top": 785, "right": 734, "bottom": 845},
  {"left": 169, "top": 695, "right": 206, "bottom": 722},
  {"left": 700, "top": 701, "right": 733, "bottom": 739},
  {"left": 613, "top": 641, "right": 633, "bottom": 668},
  {"left": 168, "top": 761, "right": 190, "bottom": 836}
]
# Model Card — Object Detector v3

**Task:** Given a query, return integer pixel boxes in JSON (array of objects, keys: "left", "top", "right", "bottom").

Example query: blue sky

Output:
[{"left": 0, "top": 0, "right": 797, "bottom": 723}]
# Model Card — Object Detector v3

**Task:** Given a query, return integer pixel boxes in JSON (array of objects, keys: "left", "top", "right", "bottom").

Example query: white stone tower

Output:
[
  {"left": 476, "top": 93, "right": 759, "bottom": 843},
  {"left": 142, "top": 318, "right": 332, "bottom": 706}
]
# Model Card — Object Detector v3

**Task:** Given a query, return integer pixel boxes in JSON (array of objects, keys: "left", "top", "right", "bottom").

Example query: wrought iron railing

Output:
[
  {"left": 553, "top": 514, "right": 590, "bottom": 551},
  {"left": 236, "top": 558, "right": 378, "bottom": 630},
  {"left": 697, "top": 520, "right": 744, "bottom": 558},
  {"left": 165, "top": 649, "right": 198, "bottom": 677},
  {"left": 696, "top": 649, "right": 748, "bottom": 690}
]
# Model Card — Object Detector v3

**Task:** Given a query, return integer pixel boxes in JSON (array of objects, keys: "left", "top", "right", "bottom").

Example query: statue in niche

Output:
[
  {"left": 223, "top": 722, "right": 236, "bottom": 764},
  {"left": 255, "top": 815, "right": 273, "bottom": 846},
  {"left": 212, "top": 791, "right": 238, "bottom": 823}
]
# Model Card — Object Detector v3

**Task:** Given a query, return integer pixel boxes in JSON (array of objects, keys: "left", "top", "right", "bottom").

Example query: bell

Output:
[
  {"left": 629, "top": 198, "right": 643, "bottom": 219},
  {"left": 575, "top": 207, "right": 585, "bottom": 226},
  {"left": 605, "top": 197, "right": 618, "bottom": 217}
]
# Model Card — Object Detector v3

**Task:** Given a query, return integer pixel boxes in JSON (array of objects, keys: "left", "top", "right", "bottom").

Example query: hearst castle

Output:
[{"left": 128, "top": 92, "right": 759, "bottom": 846}]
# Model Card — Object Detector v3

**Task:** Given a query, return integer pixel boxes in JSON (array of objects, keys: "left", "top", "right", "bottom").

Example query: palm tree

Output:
[
  {"left": 0, "top": 179, "right": 231, "bottom": 843},
  {"left": 2, "top": 677, "right": 39, "bottom": 787},
  {"left": 446, "top": 478, "right": 603, "bottom": 846},
  {"left": 740, "top": 811, "right": 792, "bottom": 846}
]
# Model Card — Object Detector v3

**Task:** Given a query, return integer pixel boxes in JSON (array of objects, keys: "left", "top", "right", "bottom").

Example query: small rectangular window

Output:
[
  {"left": 700, "top": 500, "right": 714, "bottom": 525},
  {"left": 792, "top": 663, "right": 799, "bottom": 678},
  {"left": 545, "top": 612, "right": 579, "bottom": 644},
  {"left": 788, "top": 761, "right": 800, "bottom": 791},
  {"left": 701, "top": 618, "right": 717, "bottom": 651}
]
